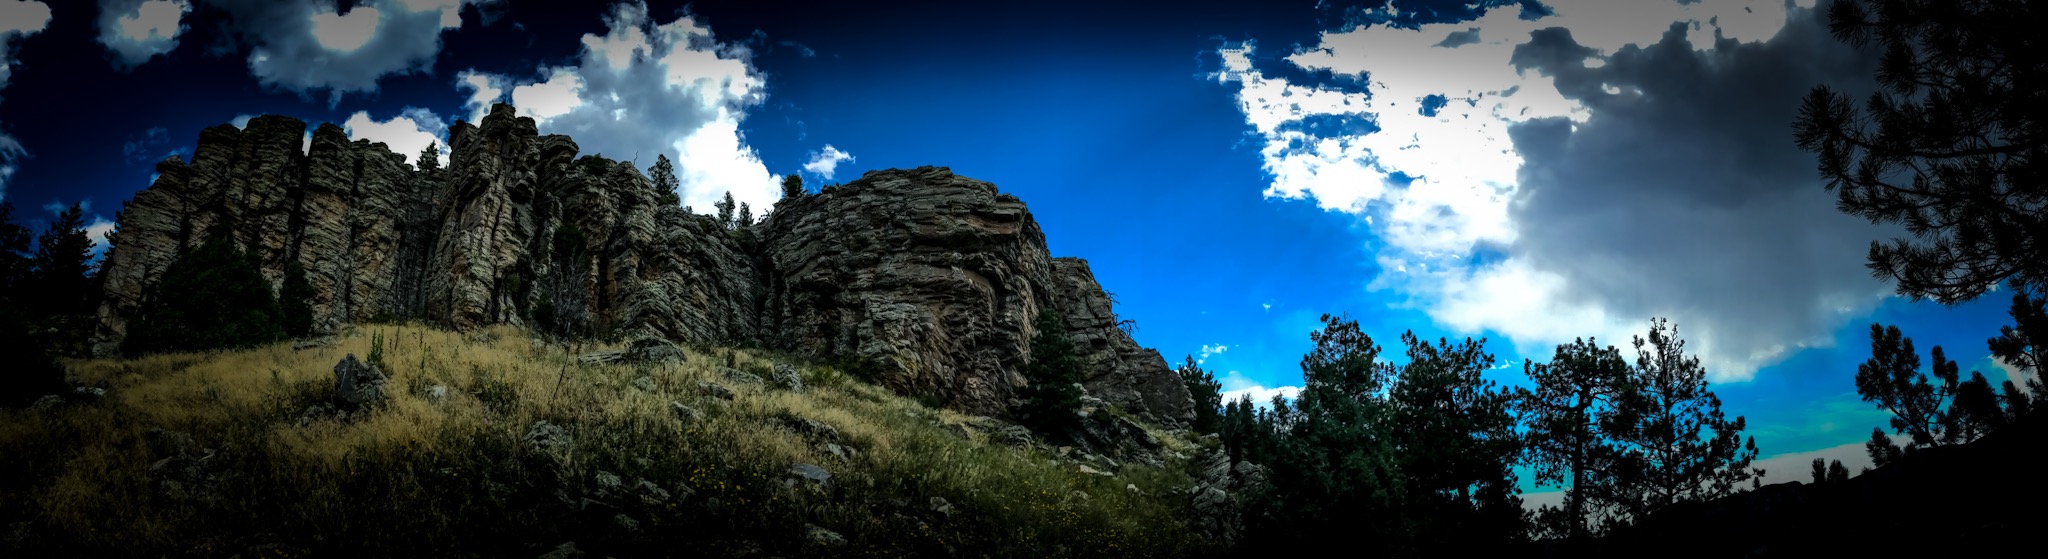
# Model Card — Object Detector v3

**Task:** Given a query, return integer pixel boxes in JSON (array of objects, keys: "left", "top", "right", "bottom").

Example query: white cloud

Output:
[
  {"left": 98, "top": 0, "right": 191, "bottom": 69},
  {"left": 86, "top": 216, "right": 117, "bottom": 258},
  {"left": 1748, "top": 436, "right": 1904, "bottom": 487},
  {"left": 0, "top": 0, "right": 49, "bottom": 203},
  {"left": 1197, "top": 344, "right": 1229, "bottom": 364},
  {"left": 229, "top": 114, "right": 255, "bottom": 129},
  {"left": 1219, "top": 0, "right": 1879, "bottom": 382},
  {"left": 474, "top": 1, "right": 777, "bottom": 215},
  {"left": 205, "top": 0, "right": 493, "bottom": 103},
  {"left": 802, "top": 144, "right": 854, "bottom": 180},
  {"left": 343, "top": 107, "right": 448, "bottom": 168},
  {"left": 1218, "top": 369, "right": 1300, "bottom": 410},
  {"left": 454, "top": 69, "right": 504, "bottom": 123}
]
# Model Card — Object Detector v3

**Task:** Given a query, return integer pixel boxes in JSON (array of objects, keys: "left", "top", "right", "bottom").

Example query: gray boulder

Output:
[
  {"left": 331, "top": 354, "right": 387, "bottom": 409},
  {"left": 771, "top": 362, "right": 805, "bottom": 392},
  {"left": 625, "top": 337, "right": 686, "bottom": 364}
]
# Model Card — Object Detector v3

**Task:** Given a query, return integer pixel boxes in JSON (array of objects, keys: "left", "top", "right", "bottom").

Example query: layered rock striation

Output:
[{"left": 94, "top": 104, "right": 1191, "bottom": 426}]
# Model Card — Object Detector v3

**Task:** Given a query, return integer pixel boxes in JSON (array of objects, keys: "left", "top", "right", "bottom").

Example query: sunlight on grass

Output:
[{"left": 1, "top": 322, "right": 1216, "bottom": 557}]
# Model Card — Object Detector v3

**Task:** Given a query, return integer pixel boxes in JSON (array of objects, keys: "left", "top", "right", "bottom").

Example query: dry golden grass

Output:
[{"left": 0, "top": 322, "right": 1216, "bottom": 558}]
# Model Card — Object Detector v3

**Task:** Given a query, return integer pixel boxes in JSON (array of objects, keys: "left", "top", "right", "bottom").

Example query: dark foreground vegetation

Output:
[{"left": 5, "top": 0, "right": 2048, "bottom": 555}]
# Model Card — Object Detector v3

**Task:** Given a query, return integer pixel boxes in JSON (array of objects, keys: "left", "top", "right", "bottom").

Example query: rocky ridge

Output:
[{"left": 93, "top": 104, "right": 1193, "bottom": 427}]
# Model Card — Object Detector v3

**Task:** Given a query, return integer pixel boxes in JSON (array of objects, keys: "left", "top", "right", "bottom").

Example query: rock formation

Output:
[{"left": 92, "top": 104, "right": 1193, "bottom": 427}]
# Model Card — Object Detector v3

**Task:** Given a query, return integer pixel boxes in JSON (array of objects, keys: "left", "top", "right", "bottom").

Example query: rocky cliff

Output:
[{"left": 93, "top": 104, "right": 1192, "bottom": 427}]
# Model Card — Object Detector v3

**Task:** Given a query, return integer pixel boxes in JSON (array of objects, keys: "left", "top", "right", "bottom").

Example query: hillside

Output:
[
  {"left": 92, "top": 104, "right": 1192, "bottom": 427},
  {"left": 0, "top": 324, "right": 1228, "bottom": 558}
]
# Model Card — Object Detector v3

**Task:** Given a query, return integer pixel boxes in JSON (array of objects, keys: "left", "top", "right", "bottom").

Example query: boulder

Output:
[
  {"left": 625, "top": 337, "right": 686, "bottom": 364},
  {"left": 771, "top": 362, "right": 805, "bottom": 392},
  {"left": 331, "top": 354, "right": 387, "bottom": 410}
]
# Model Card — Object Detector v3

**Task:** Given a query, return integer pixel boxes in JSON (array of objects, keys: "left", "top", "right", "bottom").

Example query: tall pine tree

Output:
[
  {"left": 29, "top": 202, "right": 95, "bottom": 321},
  {"left": 1519, "top": 337, "right": 1629, "bottom": 539},
  {"left": 1178, "top": 356, "right": 1224, "bottom": 435},
  {"left": 1602, "top": 319, "right": 1761, "bottom": 524},
  {"left": 647, "top": 154, "right": 682, "bottom": 207},
  {"left": 1018, "top": 308, "right": 1084, "bottom": 439}
]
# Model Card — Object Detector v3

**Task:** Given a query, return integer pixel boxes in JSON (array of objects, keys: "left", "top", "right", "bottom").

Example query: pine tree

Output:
[
  {"left": 1178, "top": 356, "right": 1224, "bottom": 435},
  {"left": 1988, "top": 293, "right": 2048, "bottom": 401},
  {"left": 1601, "top": 319, "right": 1761, "bottom": 524},
  {"left": 1791, "top": 0, "right": 2048, "bottom": 303},
  {"left": 737, "top": 201, "right": 753, "bottom": 228},
  {"left": 1388, "top": 332, "right": 1525, "bottom": 548},
  {"left": 29, "top": 202, "right": 94, "bottom": 321},
  {"left": 647, "top": 154, "right": 682, "bottom": 207},
  {"left": 1018, "top": 308, "right": 1084, "bottom": 439},
  {"left": 1519, "top": 337, "right": 1629, "bottom": 539},
  {"left": 0, "top": 201, "right": 31, "bottom": 306},
  {"left": 715, "top": 191, "right": 736, "bottom": 229},
  {"left": 123, "top": 231, "right": 287, "bottom": 355},
  {"left": 1243, "top": 313, "right": 1406, "bottom": 551},
  {"left": 279, "top": 260, "right": 316, "bottom": 337},
  {"left": 1810, "top": 457, "right": 1829, "bottom": 485},
  {"left": 781, "top": 174, "right": 805, "bottom": 199},
  {"left": 1826, "top": 459, "right": 1850, "bottom": 483},
  {"left": 416, "top": 142, "right": 442, "bottom": 178}
]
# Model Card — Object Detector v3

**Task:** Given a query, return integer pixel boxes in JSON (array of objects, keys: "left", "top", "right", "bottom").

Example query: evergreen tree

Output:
[
  {"left": 1518, "top": 337, "right": 1629, "bottom": 539},
  {"left": 1387, "top": 332, "right": 1525, "bottom": 548},
  {"left": 715, "top": 191, "right": 736, "bottom": 230},
  {"left": 1826, "top": 459, "right": 1850, "bottom": 483},
  {"left": 1601, "top": 319, "right": 1761, "bottom": 524},
  {"left": 416, "top": 142, "right": 442, "bottom": 178},
  {"left": 1243, "top": 313, "right": 1406, "bottom": 551},
  {"left": 29, "top": 202, "right": 94, "bottom": 321},
  {"left": 0, "top": 201, "right": 31, "bottom": 306},
  {"left": 1988, "top": 292, "right": 2048, "bottom": 400},
  {"left": 1018, "top": 308, "right": 1085, "bottom": 439},
  {"left": 1810, "top": 457, "right": 1829, "bottom": 484},
  {"left": 737, "top": 201, "right": 752, "bottom": 228},
  {"left": 279, "top": 260, "right": 316, "bottom": 337},
  {"left": 647, "top": 154, "right": 682, "bottom": 207},
  {"left": 781, "top": 174, "right": 805, "bottom": 199},
  {"left": 1853, "top": 323, "right": 2023, "bottom": 463},
  {"left": 1791, "top": 0, "right": 2048, "bottom": 304},
  {"left": 123, "top": 231, "right": 287, "bottom": 355},
  {"left": 1178, "top": 356, "right": 1224, "bottom": 435}
]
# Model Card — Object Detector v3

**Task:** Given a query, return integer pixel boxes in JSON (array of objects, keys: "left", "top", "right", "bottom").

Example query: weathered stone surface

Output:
[
  {"left": 1048, "top": 258, "right": 1194, "bottom": 426},
  {"left": 331, "top": 354, "right": 387, "bottom": 409},
  {"left": 771, "top": 362, "right": 805, "bottom": 392},
  {"left": 94, "top": 105, "right": 1196, "bottom": 434},
  {"left": 624, "top": 337, "right": 686, "bottom": 364}
]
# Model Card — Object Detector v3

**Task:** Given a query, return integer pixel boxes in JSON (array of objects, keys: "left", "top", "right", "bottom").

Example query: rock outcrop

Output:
[{"left": 92, "top": 104, "right": 1193, "bottom": 427}]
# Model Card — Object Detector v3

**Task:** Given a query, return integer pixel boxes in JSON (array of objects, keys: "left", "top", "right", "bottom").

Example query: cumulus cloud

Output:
[
  {"left": 98, "top": 0, "right": 191, "bottom": 69},
  {"left": 454, "top": 69, "right": 504, "bottom": 123},
  {"left": 1197, "top": 344, "right": 1229, "bottom": 364},
  {"left": 1219, "top": 370, "right": 1300, "bottom": 409},
  {"left": 0, "top": 0, "right": 50, "bottom": 202},
  {"left": 1219, "top": 0, "right": 1893, "bottom": 381},
  {"left": 86, "top": 216, "right": 117, "bottom": 259},
  {"left": 343, "top": 107, "right": 448, "bottom": 168},
  {"left": 802, "top": 145, "right": 854, "bottom": 180},
  {"left": 472, "top": 1, "right": 776, "bottom": 215},
  {"left": 203, "top": 0, "right": 493, "bottom": 103}
]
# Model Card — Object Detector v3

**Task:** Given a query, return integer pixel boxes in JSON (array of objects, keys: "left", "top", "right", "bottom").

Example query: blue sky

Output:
[{"left": 0, "top": 0, "right": 2028, "bottom": 498}]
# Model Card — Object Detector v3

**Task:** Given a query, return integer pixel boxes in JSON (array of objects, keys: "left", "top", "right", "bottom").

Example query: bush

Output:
[
  {"left": 0, "top": 305, "right": 65, "bottom": 407},
  {"left": 123, "top": 232, "right": 287, "bottom": 355}
]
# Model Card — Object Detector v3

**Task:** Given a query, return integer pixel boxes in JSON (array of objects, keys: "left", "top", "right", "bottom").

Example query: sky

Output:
[{"left": 0, "top": 0, "right": 2029, "bottom": 500}]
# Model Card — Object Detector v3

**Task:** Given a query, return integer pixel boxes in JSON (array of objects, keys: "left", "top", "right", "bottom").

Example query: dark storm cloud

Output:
[{"left": 1501, "top": 3, "right": 1897, "bottom": 370}]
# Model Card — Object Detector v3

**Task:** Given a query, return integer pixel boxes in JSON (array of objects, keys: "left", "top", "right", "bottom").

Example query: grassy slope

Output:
[{"left": 0, "top": 323, "right": 1219, "bottom": 558}]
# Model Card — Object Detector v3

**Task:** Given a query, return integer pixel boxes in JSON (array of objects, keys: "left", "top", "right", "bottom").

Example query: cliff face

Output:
[{"left": 93, "top": 104, "right": 1192, "bottom": 427}]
